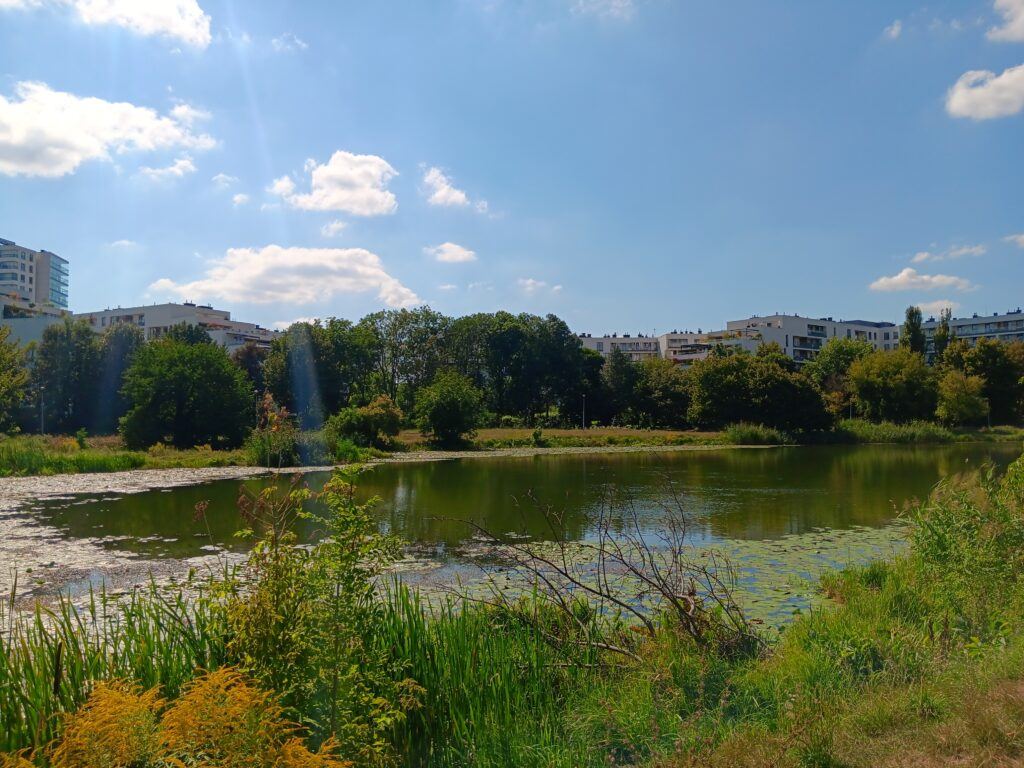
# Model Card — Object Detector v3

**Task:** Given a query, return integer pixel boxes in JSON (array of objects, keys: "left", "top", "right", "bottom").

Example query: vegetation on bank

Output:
[{"left": 5, "top": 457, "right": 1024, "bottom": 765}]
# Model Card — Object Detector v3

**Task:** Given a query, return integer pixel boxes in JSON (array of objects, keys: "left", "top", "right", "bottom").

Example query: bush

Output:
[
  {"left": 936, "top": 370, "right": 990, "bottom": 427},
  {"left": 324, "top": 395, "right": 402, "bottom": 450},
  {"left": 847, "top": 348, "right": 937, "bottom": 423},
  {"left": 414, "top": 371, "right": 484, "bottom": 447},
  {"left": 245, "top": 394, "right": 301, "bottom": 468},
  {"left": 833, "top": 418, "right": 957, "bottom": 444},
  {"left": 723, "top": 423, "right": 790, "bottom": 445}
]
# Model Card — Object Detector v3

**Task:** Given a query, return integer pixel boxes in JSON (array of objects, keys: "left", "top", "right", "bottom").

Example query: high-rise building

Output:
[{"left": 0, "top": 238, "right": 70, "bottom": 310}]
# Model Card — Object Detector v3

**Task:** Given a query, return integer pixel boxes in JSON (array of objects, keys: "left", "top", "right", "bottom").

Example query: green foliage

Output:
[
  {"left": 833, "top": 418, "right": 958, "bottom": 444},
  {"left": 231, "top": 341, "right": 269, "bottom": 396},
  {"left": 601, "top": 349, "right": 640, "bottom": 423},
  {"left": 901, "top": 305, "right": 926, "bottom": 354},
  {"left": 93, "top": 323, "right": 145, "bottom": 434},
  {"left": 31, "top": 318, "right": 101, "bottom": 434},
  {"left": 0, "top": 437, "right": 146, "bottom": 475},
  {"left": 946, "top": 337, "right": 1024, "bottom": 424},
  {"left": 936, "top": 370, "right": 989, "bottom": 427},
  {"left": 120, "top": 339, "right": 255, "bottom": 449},
  {"left": 932, "top": 307, "right": 954, "bottom": 360},
  {"left": 324, "top": 395, "right": 402, "bottom": 449},
  {"left": 0, "top": 325, "right": 27, "bottom": 433},
  {"left": 162, "top": 322, "right": 213, "bottom": 345},
  {"left": 414, "top": 371, "right": 484, "bottom": 447},
  {"left": 245, "top": 394, "right": 301, "bottom": 468},
  {"left": 723, "top": 422, "right": 790, "bottom": 445},
  {"left": 630, "top": 357, "right": 690, "bottom": 428},
  {"left": 847, "top": 348, "right": 936, "bottom": 422},
  {"left": 803, "top": 337, "right": 875, "bottom": 389},
  {"left": 687, "top": 349, "right": 830, "bottom": 432}
]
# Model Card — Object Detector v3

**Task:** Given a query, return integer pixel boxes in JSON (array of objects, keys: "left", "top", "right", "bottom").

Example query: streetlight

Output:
[
  {"left": 582, "top": 392, "right": 586, "bottom": 430},
  {"left": 39, "top": 385, "right": 45, "bottom": 435}
]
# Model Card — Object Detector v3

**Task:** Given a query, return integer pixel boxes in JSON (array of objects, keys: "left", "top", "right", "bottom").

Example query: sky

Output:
[{"left": 1, "top": 0, "right": 1023, "bottom": 335}]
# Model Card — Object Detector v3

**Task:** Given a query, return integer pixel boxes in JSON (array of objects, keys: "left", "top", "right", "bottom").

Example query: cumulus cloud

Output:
[
  {"left": 884, "top": 19, "right": 903, "bottom": 39},
  {"left": 232, "top": 193, "right": 249, "bottom": 206},
  {"left": 518, "top": 277, "right": 563, "bottom": 295},
  {"left": 572, "top": 0, "right": 635, "bottom": 20},
  {"left": 211, "top": 172, "right": 237, "bottom": 188},
  {"left": 271, "top": 316, "right": 316, "bottom": 330},
  {"left": 910, "top": 244, "right": 987, "bottom": 263},
  {"left": 1, "top": 0, "right": 212, "bottom": 47},
  {"left": 1005, "top": 233, "right": 1024, "bottom": 247},
  {"left": 990, "top": 0, "right": 1024, "bottom": 41},
  {"left": 946, "top": 64, "right": 1024, "bottom": 120},
  {"left": 0, "top": 81, "right": 215, "bottom": 177},
  {"left": 424, "top": 242, "right": 477, "bottom": 263},
  {"left": 109, "top": 239, "right": 137, "bottom": 248},
  {"left": 149, "top": 245, "right": 419, "bottom": 308},
  {"left": 271, "top": 31, "right": 307, "bottom": 52},
  {"left": 869, "top": 268, "right": 975, "bottom": 292},
  {"left": 137, "top": 155, "right": 196, "bottom": 180},
  {"left": 421, "top": 166, "right": 469, "bottom": 207},
  {"left": 169, "top": 102, "right": 210, "bottom": 126},
  {"left": 916, "top": 299, "right": 962, "bottom": 316},
  {"left": 270, "top": 151, "right": 398, "bottom": 216},
  {"left": 320, "top": 220, "right": 347, "bottom": 238}
]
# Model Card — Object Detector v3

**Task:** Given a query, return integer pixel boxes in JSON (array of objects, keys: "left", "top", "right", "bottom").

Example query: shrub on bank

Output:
[
  {"left": 324, "top": 395, "right": 402, "bottom": 450},
  {"left": 722, "top": 423, "right": 791, "bottom": 445},
  {"left": 833, "top": 418, "right": 958, "bottom": 444}
]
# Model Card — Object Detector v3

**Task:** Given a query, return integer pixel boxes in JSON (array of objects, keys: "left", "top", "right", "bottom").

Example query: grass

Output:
[
  {"left": 396, "top": 426, "right": 729, "bottom": 451},
  {"left": 7, "top": 456, "right": 1024, "bottom": 766}
]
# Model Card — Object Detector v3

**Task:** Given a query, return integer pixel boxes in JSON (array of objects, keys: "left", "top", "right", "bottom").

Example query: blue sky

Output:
[{"left": 1, "top": 0, "right": 1022, "bottom": 334}]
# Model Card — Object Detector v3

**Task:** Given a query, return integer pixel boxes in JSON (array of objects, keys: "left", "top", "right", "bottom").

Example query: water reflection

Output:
[{"left": 28, "top": 444, "right": 1022, "bottom": 560}]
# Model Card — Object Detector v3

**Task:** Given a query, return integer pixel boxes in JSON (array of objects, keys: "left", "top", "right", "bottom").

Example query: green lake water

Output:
[{"left": 22, "top": 443, "right": 1023, "bottom": 622}]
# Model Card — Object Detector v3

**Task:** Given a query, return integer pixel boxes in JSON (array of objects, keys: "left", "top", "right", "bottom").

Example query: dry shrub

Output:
[
  {"left": 277, "top": 738, "right": 352, "bottom": 768},
  {"left": 48, "top": 681, "right": 164, "bottom": 768},
  {"left": 0, "top": 754, "right": 35, "bottom": 768}
]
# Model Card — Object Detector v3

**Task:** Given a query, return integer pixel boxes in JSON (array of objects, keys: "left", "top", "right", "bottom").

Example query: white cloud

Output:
[
  {"left": 0, "top": 81, "right": 214, "bottom": 178},
  {"left": 1004, "top": 233, "right": 1024, "bottom": 248},
  {"left": 320, "top": 219, "right": 347, "bottom": 238},
  {"left": 137, "top": 155, "right": 196, "bottom": 180},
  {"left": 211, "top": 172, "right": 237, "bottom": 188},
  {"left": 169, "top": 102, "right": 210, "bottom": 126},
  {"left": 424, "top": 242, "right": 477, "bottom": 263},
  {"left": 916, "top": 299, "right": 962, "bottom": 316},
  {"left": 109, "top": 238, "right": 137, "bottom": 248},
  {"left": 989, "top": 0, "right": 1024, "bottom": 41},
  {"left": 422, "top": 166, "right": 469, "bottom": 207},
  {"left": 518, "top": 277, "right": 562, "bottom": 295},
  {"left": 946, "top": 64, "right": 1024, "bottom": 120},
  {"left": 271, "top": 317, "right": 315, "bottom": 330},
  {"left": 884, "top": 19, "right": 903, "bottom": 39},
  {"left": 468, "top": 281, "right": 493, "bottom": 291},
  {"left": 869, "top": 268, "right": 975, "bottom": 292},
  {"left": 1, "top": 0, "right": 212, "bottom": 47},
  {"left": 572, "top": 0, "right": 635, "bottom": 20},
  {"left": 270, "top": 151, "right": 398, "bottom": 216},
  {"left": 910, "top": 244, "right": 987, "bottom": 263},
  {"left": 438, "top": 283, "right": 457, "bottom": 291},
  {"left": 149, "top": 245, "right": 419, "bottom": 308},
  {"left": 232, "top": 193, "right": 249, "bottom": 206},
  {"left": 271, "top": 31, "right": 307, "bottom": 52}
]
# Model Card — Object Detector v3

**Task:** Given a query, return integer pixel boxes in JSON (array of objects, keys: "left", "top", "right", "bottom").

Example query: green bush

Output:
[
  {"left": 936, "top": 370, "right": 990, "bottom": 427},
  {"left": 245, "top": 395, "right": 301, "bottom": 468},
  {"left": 324, "top": 395, "right": 402, "bottom": 450},
  {"left": 723, "top": 423, "right": 790, "bottom": 445},
  {"left": 414, "top": 371, "right": 484, "bottom": 447},
  {"left": 833, "top": 419, "right": 958, "bottom": 444}
]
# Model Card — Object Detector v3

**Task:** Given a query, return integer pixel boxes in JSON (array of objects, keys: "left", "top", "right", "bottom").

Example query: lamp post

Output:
[
  {"left": 39, "top": 385, "right": 45, "bottom": 435},
  {"left": 582, "top": 392, "right": 586, "bottom": 430}
]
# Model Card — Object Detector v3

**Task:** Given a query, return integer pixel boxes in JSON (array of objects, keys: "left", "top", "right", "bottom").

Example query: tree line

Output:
[{"left": 0, "top": 305, "right": 1021, "bottom": 451}]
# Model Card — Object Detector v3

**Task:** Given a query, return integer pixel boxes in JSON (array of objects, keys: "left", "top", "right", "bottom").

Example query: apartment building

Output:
[
  {"left": 657, "top": 329, "right": 761, "bottom": 364},
  {"left": 725, "top": 314, "right": 899, "bottom": 363},
  {"left": 920, "top": 309, "right": 1024, "bottom": 361},
  {"left": 578, "top": 333, "right": 661, "bottom": 362},
  {"left": 75, "top": 302, "right": 278, "bottom": 351},
  {"left": 0, "top": 238, "right": 70, "bottom": 310}
]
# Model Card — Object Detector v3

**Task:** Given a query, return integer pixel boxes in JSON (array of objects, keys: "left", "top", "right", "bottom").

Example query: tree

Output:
[
  {"left": 932, "top": 308, "right": 954, "bottom": 361},
  {"left": 936, "top": 370, "right": 989, "bottom": 427},
  {"left": 601, "top": 349, "right": 639, "bottom": 424},
  {"left": 802, "top": 337, "right": 875, "bottom": 418},
  {"left": 953, "top": 338, "right": 1024, "bottom": 425},
  {"left": 847, "top": 348, "right": 937, "bottom": 422},
  {"left": 93, "top": 323, "right": 144, "bottom": 433},
  {"left": 233, "top": 342, "right": 269, "bottom": 395},
  {"left": 900, "top": 306, "right": 926, "bottom": 354},
  {"left": 31, "top": 318, "right": 101, "bottom": 433},
  {"left": 414, "top": 371, "right": 483, "bottom": 446},
  {"left": 120, "top": 339, "right": 255, "bottom": 448},
  {"left": 358, "top": 307, "right": 450, "bottom": 410},
  {"left": 0, "top": 325, "right": 27, "bottom": 433},
  {"left": 631, "top": 357, "right": 690, "bottom": 428},
  {"left": 324, "top": 395, "right": 403, "bottom": 449},
  {"left": 163, "top": 322, "right": 213, "bottom": 345}
]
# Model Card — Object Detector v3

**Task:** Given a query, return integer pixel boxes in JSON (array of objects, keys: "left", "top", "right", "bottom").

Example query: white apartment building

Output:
[
  {"left": 75, "top": 302, "right": 278, "bottom": 351},
  {"left": 0, "top": 237, "right": 70, "bottom": 310},
  {"left": 725, "top": 314, "right": 899, "bottom": 363},
  {"left": 579, "top": 333, "right": 661, "bottom": 362},
  {"left": 920, "top": 308, "right": 1024, "bottom": 361},
  {"left": 581, "top": 313, "right": 899, "bottom": 367}
]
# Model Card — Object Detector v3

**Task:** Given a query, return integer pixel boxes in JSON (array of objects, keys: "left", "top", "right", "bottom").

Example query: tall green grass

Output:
[
  {"left": 0, "top": 582, "right": 227, "bottom": 753},
  {"left": 832, "top": 418, "right": 959, "bottom": 444},
  {"left": 0, "top": 441, "right": 146, "bottom": 475},
  {"left": 722, "top": 423, "right": 792, "bottom": 445}
]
